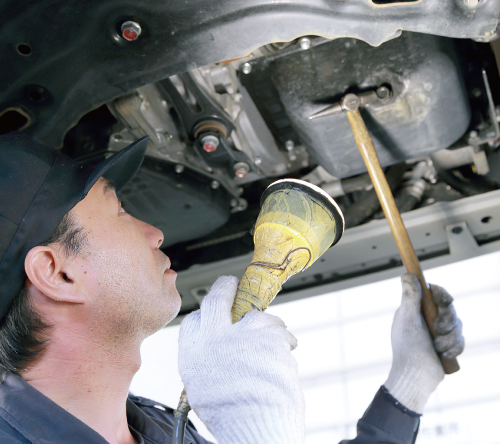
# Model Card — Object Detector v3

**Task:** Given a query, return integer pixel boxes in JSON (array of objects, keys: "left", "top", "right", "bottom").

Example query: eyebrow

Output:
[{"left": 102, "top": 179, "right": 116, "bottom": 195}]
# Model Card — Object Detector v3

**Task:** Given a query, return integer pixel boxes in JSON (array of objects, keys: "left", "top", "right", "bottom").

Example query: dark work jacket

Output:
[{"left": 0, "top": 373, "right": 419, "bottom": 443}]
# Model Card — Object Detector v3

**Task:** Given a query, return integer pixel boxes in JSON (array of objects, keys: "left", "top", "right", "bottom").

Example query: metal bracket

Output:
[{"left": 445, "top": 221, "right": 479, "bottom": 256}]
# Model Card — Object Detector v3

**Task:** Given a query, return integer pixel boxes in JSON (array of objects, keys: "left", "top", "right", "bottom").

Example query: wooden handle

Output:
[{"left": 346, "top": 109, "right": 459, "bottom": 374}]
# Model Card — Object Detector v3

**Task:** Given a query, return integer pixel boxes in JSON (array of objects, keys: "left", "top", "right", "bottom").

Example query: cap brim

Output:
[{"left": 83, "top": 135, "right": 150, "bottom": 194}]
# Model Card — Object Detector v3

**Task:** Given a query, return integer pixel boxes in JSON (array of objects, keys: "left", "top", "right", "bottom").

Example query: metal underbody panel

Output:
[
  {"left": 241, "top": 33, "right": 471, "bottom": 177},
  {"left": 172, "top": 189, "right": 500, "bottom": 323},
  {"left": 1, "top": 0, "right": 499, "bottom": 147}
]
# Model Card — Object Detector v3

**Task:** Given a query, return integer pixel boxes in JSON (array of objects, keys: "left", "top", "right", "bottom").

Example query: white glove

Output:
[
  {"left": 178, "top": 276, "right": 305, "bottom": 444},
  {"left": 384, "top": 273, "right": 464, "bottom": 414}
]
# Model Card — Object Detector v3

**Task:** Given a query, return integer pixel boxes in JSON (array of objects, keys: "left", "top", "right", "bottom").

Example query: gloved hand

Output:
[
  {"left": 384, "top": 273, "right": 465, "bottom": 414},
  {"left": 178, "top": 276, "right": 305, "bottom": 444}
]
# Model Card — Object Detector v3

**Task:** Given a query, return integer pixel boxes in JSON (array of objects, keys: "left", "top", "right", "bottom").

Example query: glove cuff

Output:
[
  {"left": 194, "top": 403, "right": 304, "bottom": 444},
  {"left": 384, "top": 358, "right": 441, "bottom": 414}
]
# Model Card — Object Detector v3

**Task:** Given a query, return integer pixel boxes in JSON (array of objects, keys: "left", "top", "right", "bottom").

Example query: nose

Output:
[{"left": 133, "top": 217, "right": 164, "bottom": 249}]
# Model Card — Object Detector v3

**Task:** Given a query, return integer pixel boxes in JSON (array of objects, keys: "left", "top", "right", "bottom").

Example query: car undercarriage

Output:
[{"left": 2, "top": 0, "right": 500, "bottom": 318}]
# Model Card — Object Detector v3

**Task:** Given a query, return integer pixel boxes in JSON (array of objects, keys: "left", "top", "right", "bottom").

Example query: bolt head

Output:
[
  {"left": 285, "top": 140, "right": 295, "bottom": 151},
  {"left": 175, "top": 164, "right": 184, "bottom": 174},
  {"left": 211, "top": 180, "right": 220, "bottom": 189},
  {"left": 233, "top": 162, "right": 250, "bottom": 178},
  {"left": 241, "top": 63, "right": 252, "bottom": 75},
  {"left": 254, "top": 157, "right": 262, "bottom": 165},
  {"left": 299, "top": 37, "right": 311, "bottom": 50},
  {"left": 121, "top": 21, "right": 142, "bottom": 41},
  {"left": 376, "top": 86, "right": 390, "bottom": 99},
  {"left": 201, "top": 135, "right": 219, "bottom": 153}
]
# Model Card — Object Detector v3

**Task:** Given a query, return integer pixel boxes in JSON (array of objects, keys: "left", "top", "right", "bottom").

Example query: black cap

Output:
[{"left": 0, "top": 132, "right": 150, "bottom": 321}]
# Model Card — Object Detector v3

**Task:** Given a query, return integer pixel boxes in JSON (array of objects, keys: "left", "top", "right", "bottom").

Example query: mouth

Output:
[{"left": 163, "top": 254, "right": 176, "bottom": 275}]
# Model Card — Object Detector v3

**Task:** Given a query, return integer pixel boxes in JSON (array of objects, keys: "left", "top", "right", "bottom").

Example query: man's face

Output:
[{"left": 70, "top": 177, "right": 181, "bottom": 341}]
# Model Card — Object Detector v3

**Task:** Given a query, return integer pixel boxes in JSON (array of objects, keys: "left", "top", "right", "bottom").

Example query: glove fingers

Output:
[
  {"left": 237, "top": 310, "right": 286, "bottom": 330},
  {"left": 285, "top": 329, "right": 298, "bottom": 351},
  {"left": 442, "top": 338, "right": 465, "bottom": 359},
  {"left": 237, "top": 311, "right": 298, "bottom": 350},
  {"left": 400, "top": 273, "right": 422, "bottom": 311},
  {"left": 430, "top": 283, "right": 454, "bottom": 307},
  {"left": 200, "top": 276, "right": 238, "bottom": 330},
  {"left": 434, "top": 319, "right": 464, "bottom": 355},
  {"left": 434, "top": 304, "right": 458, "bottom": 335}
]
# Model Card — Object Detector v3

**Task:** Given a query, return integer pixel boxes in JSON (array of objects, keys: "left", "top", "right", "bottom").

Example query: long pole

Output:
[{"left": 346, "top": 109, "right": 459, "bottom": 374}]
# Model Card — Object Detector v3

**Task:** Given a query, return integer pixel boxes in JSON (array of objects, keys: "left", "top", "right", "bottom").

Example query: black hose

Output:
[
  {"left": 173, "top": 410, "right": 188, "bottom": 444},
  {"left": 344, "top": 163, "right": 407, "bottom": 228},
  {"left": 438, "top": 169, "right": 498, "bottom": 197},
  {"left": 394, "top": 189, "right": 420, "bottom": 213},
  {"left": 341, "top": 173, "right": 372, "bottom": 194}
]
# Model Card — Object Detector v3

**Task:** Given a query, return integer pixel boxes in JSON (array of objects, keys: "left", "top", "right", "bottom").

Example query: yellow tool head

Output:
[
  {"left": 255, "top": 178, "right": 344, "bottom": 269},
  {"left": 231, "top": 179, "right": 344, "bottom": 322}
]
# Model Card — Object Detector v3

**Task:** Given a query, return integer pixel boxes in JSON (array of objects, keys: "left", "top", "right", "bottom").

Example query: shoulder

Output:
[
  {"left": 128, "top": 394, "right": 213, "bottom": 444},
  {"left": 0, "top": 417, "right": 31, "bottom": 443},
  {"left": 128, "top": 394, "right": 178, "bottom": 426}
]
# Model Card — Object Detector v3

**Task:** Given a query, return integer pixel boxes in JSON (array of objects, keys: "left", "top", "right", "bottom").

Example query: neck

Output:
[{"left": 22, "top": 330, "right": 142, "bottom": 444}]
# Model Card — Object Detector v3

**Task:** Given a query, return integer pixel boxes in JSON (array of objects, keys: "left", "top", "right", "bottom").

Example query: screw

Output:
[
  {"left": 285, "top": 140, "right": 295, "bottom": 151},
  {"left": 201, "top": 135, "right": 219, "bottom": 153},
  {"left": 376, "top": 86, "right": 391, "bottom": 103},
  {"left": 464, "top": 0, "right": 479, "bottom": 7},
  {"left": 234, "top": 162, "right": 250, "bottom": 178},
  {"left": 121, "top": 21, "right": 142, "bottom": 41},
  {"left": 241, "top": 63, "right": 252, "bottom": 75},
  {"left": 299, "top": 37, "right": 311, "bottom": 50},
  {"left": 211, "top": 180, "right": 220, "bottom": 189},
  {"left": 175, "top": 164, "right": 184, "bottom": 174}
]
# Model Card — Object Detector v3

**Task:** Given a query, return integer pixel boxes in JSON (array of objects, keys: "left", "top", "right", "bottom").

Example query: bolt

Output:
[
  {"left": 285, "top": 140, "right": 295, "bottom": 151},
  {"left": 233, "top": 162, "right": 250, "bottom": 178},
  {"left": 254, "top": 157, "right": 262, "bottom": 165},
  {"left": 472, "top": 87, "right": 482, "bottom": 98},
  {"left": 376, "top": 86, "right": 391, "bottom": 103},
  {"left": 121, "top": 21, "right": 142, "bottom": 41},
  {"left": 241, "top": 63, "right": 252, "bottom": 75},
  {"left": 211, "top": 180, "right": 220, "bottom": 189},
  {"left": 201, "top": 135, "right": 219, "bottom": 153},
  {"left": 464, "top": 0, "right": 479, "bottom": 7},
  {"left": 175, "top": 164, "right": 184, "bottom": 174},
  {"left": 299, "top": 37, "right": 311, "bottom": 50},
  {"left": 469, "top": 130, "right": 478, "bottom": 140}
]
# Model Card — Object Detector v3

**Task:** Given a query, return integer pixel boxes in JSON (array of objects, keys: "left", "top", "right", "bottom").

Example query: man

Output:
[{"left": 0, "top": 132, "right": 463, "bottom": 443}]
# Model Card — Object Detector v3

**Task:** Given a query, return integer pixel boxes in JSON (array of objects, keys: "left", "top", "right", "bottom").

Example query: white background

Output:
[{"left": 130, "top": 250, "right": 500, "bottom": 443}]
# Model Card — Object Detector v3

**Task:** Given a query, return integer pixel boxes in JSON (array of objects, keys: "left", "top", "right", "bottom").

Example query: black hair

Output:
[{"left": 0, "top": 211, "right": 88, "bottom": 375}]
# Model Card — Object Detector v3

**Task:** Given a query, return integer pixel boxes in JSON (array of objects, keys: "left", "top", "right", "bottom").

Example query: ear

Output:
[{"left": 24, "top": 246, "right": 86, "bottom": 304}]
